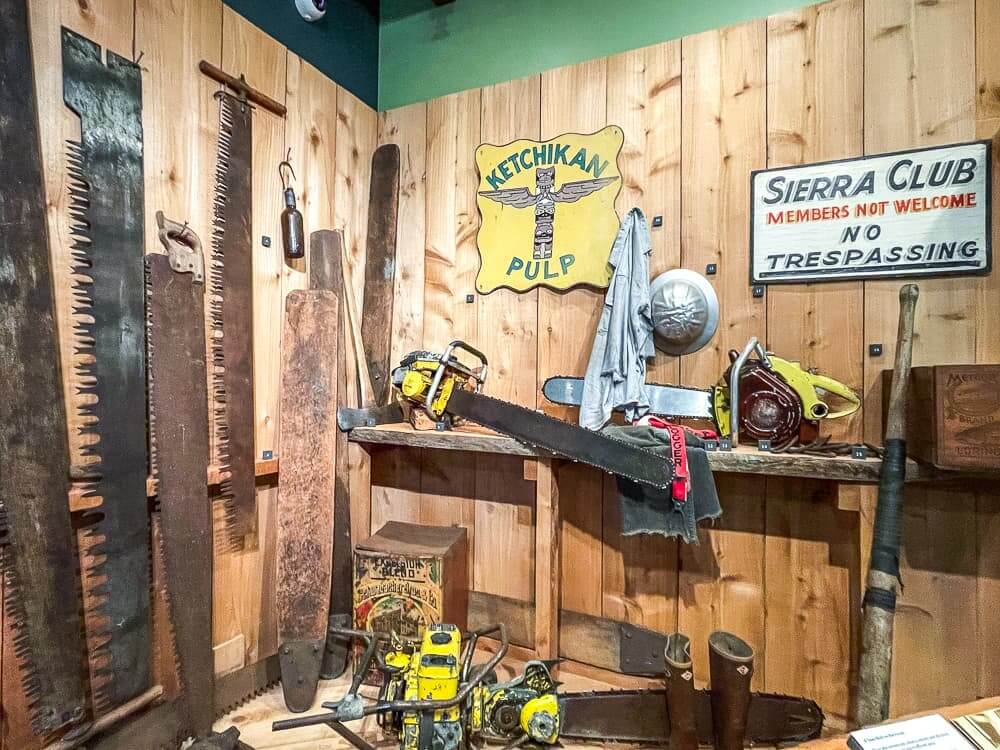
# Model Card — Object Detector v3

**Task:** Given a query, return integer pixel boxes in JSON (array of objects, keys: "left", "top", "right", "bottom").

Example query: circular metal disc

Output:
[{"left": 649, "top": 269, "right": 720, "bottom": 356}]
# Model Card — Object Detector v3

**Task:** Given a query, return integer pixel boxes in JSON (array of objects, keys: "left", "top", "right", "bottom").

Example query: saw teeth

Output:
[{"left": 145, "top": 256, "right": 159, "bottom": 482}]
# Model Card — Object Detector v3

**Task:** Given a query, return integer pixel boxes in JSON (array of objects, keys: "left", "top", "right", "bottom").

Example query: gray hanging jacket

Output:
[{"left": 579, "top": 208, "right": 654, "bottom": 430}]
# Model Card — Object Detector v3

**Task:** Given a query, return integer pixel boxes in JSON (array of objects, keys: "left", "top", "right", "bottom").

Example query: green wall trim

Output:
[
  {"left": 223, "top": 0, "right": 378, "bottom": 108},
  {"left": 378, "top": 0, "right": 821, "bottom": 111}
]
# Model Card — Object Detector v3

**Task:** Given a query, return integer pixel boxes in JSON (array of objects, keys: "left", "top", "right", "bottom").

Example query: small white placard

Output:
[
  {"left": 751, "top": 140, "right": 992, "bottom": 283},
  {"left": 848, "top": 714, "right": 974, "bottom": 750}
]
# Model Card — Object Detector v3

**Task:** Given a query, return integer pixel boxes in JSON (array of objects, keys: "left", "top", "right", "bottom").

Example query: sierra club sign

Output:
[
  {"left": 750, "top": 140, "right": 992, "bottom": 283},
  {"left": 475, "top": 126, "right": 623, "bottom": 293}
]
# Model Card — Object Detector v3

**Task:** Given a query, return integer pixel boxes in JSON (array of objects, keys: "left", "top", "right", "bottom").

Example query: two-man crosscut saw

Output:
[
  {"left": 276, "top": 288, "right": 340, "bottom": 712},
  {"left": 63, "top": 26, "right": 152, "bottom": 711},
  {"left": 146, "top": 213, "right": 214, "bottom": 739},
  {"left": 206, "top": 77, "right": 257, "bottom": 546},
  {"left": 0, "top": 0, "right": 87, "bottom": 734}
]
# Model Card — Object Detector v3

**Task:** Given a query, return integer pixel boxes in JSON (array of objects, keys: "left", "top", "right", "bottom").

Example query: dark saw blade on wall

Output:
[
  {"left": 0, "top": 0, "right": 88, "bottom": 734},
  {"left": 62, "top": 26, "right": 152, "bottom": 711},
  {"left": 309, "top": 230, "right": 354, "bottom": 681},
  {"left": 361, "top": 144, "right": 400, "bottom": 406},
  {"left": 146, "top": 213, "right": 214, "bottom": 738},
  {"left": 210, "top": 91, "right": 257, "bottom": 546}
]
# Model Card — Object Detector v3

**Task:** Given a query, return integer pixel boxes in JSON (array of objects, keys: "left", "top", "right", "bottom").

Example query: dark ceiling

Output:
[{"left": 354, "top": 0, "right": 456, "bottom": 21}]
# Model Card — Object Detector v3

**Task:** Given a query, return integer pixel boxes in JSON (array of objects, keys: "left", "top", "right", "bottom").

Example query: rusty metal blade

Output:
[
  {"left": 214, "top": 655, "right": 281, "bottom": 719},
  {"left": 146, "top": 249, "right": 214, "bottom": 737},
  {"left": 62, "top": 26, "right": 151, "bottom": 711},
  {"left": 361, "top": 144, "right": 400, "bottom": 406},
  {"left": 0, "top": 0, "right": 87, "bottom": 733},
  {"left": 309, "top": 231, "right": 354, "bottom": 681},
  {"left": 277, "top": 290, "right": 340, "bottom": 711},
  {"left": 210, "top": 92, "right": 257, "bottom": 543},
  {"left": 559, "top": 688, "right": 824, "bottom": 745}
]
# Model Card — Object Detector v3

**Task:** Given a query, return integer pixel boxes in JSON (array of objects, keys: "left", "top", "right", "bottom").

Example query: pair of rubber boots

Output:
[{"left": 664, "top": 631, "right": 754, "bottom": 750}]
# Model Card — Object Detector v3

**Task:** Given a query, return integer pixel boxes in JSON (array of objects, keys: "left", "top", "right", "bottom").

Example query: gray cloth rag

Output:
[
  {"left": 602, "top": 424, "right": 722, "bottom": 544},
  {"left": 579, "top": 208, "right": 655, "bottom": 430}
]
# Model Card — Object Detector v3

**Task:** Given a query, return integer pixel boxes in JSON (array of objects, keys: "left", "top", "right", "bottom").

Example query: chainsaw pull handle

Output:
[{"left": 805, "top": 372, "right": 861, "bottom": 420}]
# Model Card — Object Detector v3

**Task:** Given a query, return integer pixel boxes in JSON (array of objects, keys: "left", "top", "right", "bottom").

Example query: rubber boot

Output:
[
  {"left": 664, "top": 633, "right": 698, "bottom": 750},
  {"left": 708, "top": 631, "right": 754, "bottom": 750}
]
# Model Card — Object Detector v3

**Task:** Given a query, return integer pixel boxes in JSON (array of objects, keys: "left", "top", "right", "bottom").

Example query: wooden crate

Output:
[
  {"left": 884, "top": 365, "right": 1000, "bottom": 470},
  {"left": 354, "top": 521, "right": 469, "bottom": 637}
]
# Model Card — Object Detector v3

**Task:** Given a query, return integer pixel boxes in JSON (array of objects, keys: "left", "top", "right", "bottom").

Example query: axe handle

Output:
[
  {"left": 854, "top": 283, "right": 918, "bottom": 728},
  {"left": 340, "top": 235, "right": 376, "bottom": 408}
]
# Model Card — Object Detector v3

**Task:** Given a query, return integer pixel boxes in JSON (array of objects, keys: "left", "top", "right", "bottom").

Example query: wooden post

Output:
[{"left": 534, "top": 458, "right": 560, "bottom": 660}]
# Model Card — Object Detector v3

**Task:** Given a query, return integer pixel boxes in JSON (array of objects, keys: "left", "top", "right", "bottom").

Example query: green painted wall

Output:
[{"left": 378, "top": 0, "right": 820, "bottom": 110}]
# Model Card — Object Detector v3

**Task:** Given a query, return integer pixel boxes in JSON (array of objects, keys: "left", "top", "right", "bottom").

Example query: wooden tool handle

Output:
[
  {"left": 198, "top": 60, "right": 287, "bottom": 117},
  {"left": 884, "top": 284, "right": 919, "bottom": 441},
  {"left": 339, "top": 233, "right": 376, "bottom": 408},
  {"left": 855, "top": 283, "right": 919, "bottom": 729}
]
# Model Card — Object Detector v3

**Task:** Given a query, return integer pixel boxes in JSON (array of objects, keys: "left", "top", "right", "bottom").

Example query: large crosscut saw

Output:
[
  {"left": 63, "top": 26, "right": 152, "bottom": 711},
  {"left": 146, "top": 213, "right": 214, "bottom": 739},
  {"left": 209, "top": 88, "right": 257, "bottom": 545},
  {"left": 0, "top": 0, "right": 87, "bottom": 734}
]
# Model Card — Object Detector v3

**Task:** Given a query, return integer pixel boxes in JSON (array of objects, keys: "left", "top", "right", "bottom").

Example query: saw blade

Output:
[
  {"left": 146, "top": 249, "right": 214, "bottom": 737},
  {"left": 62, "top": 26, "right": 152, "bottom": 711},
  {"left": 446, "top": 389, "right": 674, "bottom": 488},
  {"left": 210, "top": 91, "right": 257, "bottom": 545},
  {"left": 309, "top": 231, "right": 354, "bottom": 681},
  {"left": 542, "top": 375, "right": 715, "bottom": 420},
  {"left": 276, "top": 290, "right": 339, "bottom": 712},
  {"left": 214, "top": 655, "right": 282, "bottom": 718},
  {"left": 559, "top": 688, "right": 824, "bottom": 745},
  {"left": 361, "top": 144, "right": 400, "bottom": 406},
  {"left": 0, "top": 0, "right": 88, "bottom": 733}
]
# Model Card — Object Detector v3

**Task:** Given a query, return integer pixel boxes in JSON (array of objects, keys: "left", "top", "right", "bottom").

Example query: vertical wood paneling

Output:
[
  {"left": 421, "top": 90, "right": 481, "bottom": 550},
  {"left": 539, "top": 58, "right": 610, "bottom": 617},
  {"left": 975, "top": 0, "right": 1000, "bottom": 702},
  {"left": 677, "top": 21, "right": 768, "bottom": 690},
  {"left": 863, "top": 0, "right": 980, "bottom": 718},
  {"left": 602, "top": 40, "right": 682, "bottom": 631},
  {"left": 763, "top": 0, "right": 863, "bottom": 727},
  {"left": 335, "top": 88, "right": 378, "bottom": 542},
  {"left": 475, "top": 76, "right": 541, "bottom": 601}
]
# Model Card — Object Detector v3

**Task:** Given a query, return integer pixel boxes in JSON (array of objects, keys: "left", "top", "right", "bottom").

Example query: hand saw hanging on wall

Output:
[
  {"left": 208, "top": 86, "right": 257, "bottom": 545},
  {"left": 0, "top": 0, "right": 87, "bottom": 734},
  {"left": 63, "top": 26, "right": 152, "bottom": 711},
  {"left": 146, "top": 213, "right": 214, "bottom": 739}
]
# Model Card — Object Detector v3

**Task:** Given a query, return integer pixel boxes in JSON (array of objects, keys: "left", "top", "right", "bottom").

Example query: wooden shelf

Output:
[
  {"left": 68, "top": 458, "right": 280, "bottom": 512},
  {"left": 348, "top": 423, "right": 944, "bottom": 484}
]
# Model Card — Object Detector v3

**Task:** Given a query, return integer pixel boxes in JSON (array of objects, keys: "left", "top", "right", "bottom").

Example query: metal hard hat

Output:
[{"left": 649, "top": 269, "right": 720, "bottom": 356}]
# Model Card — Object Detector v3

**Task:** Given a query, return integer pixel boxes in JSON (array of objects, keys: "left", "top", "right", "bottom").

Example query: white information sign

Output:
[{"left": 751, "top": 140, "right": 992, "bottom": 283}]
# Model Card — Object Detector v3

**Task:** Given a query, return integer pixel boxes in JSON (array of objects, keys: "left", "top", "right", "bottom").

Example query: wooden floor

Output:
[{"left": 215, "top": 648, "right": 1000, "bottom": 750}]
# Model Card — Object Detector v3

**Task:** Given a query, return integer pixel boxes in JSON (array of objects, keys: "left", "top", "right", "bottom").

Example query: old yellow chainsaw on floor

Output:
[
  {"left": 544, "top": 337, "right": 861, "bottom": 446},
  {"left": 272, "top": 622, "right": 824, "bottom": 750}
]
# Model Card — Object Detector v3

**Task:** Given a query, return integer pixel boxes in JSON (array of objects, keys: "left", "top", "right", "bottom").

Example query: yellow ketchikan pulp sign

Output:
[{"left": 475, "top": 126, "right": 624, "bottom": 293}]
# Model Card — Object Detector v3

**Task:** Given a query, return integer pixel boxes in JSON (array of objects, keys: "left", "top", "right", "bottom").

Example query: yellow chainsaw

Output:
[{"left": 543, "top": 337, "right": 860, "bottom": 446}]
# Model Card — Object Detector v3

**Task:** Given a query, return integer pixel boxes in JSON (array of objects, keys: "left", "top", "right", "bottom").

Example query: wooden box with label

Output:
[
  {"left": 883, "top": 364, "right": 1000, "bottom": 470},
  {"left": 354, "top": 521, "right": 469, "bottom": 641}
]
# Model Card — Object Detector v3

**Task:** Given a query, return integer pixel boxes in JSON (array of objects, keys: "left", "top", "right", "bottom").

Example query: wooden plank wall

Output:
[
  {"left": 370, "top": 0, "right": 1000, "bottom": 729},
  {"left": 1, "top": 0, "right": 378, "bottom": 747}
]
